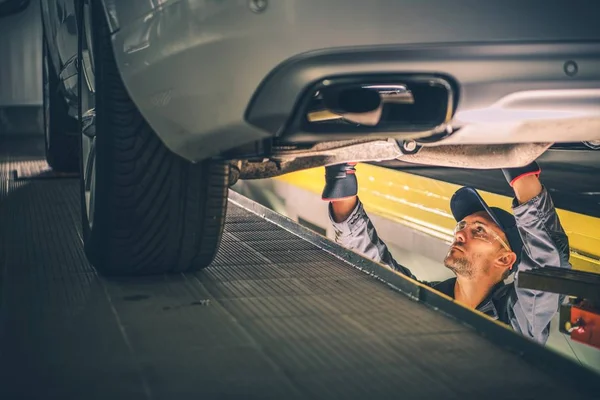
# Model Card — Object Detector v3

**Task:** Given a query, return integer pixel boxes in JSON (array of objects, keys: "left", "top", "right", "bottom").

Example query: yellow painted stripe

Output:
[{"left": 276, "top": 164, "right": 600, "bottom": 274}]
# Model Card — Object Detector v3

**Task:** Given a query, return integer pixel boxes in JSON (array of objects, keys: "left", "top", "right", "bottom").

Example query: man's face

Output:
[{"left": 444, "top": 211, "right": 510, "bottom": 279}]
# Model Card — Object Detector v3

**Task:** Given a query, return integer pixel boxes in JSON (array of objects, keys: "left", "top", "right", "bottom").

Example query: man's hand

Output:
[
  {"left": 502, "top": 161, "right": 543, "bottom": 204},
  {"left": 322, "top": 163, "right": 359, "bottom": 223}
]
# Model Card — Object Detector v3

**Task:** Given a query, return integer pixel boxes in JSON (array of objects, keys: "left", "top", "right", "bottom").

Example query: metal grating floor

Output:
[{"left": 0, "top": 138, "right": 597, "bottom": 400}]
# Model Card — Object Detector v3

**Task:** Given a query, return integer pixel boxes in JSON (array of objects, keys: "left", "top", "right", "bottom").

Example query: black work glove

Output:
[
  {"left": 322, "top": 163, "right": 358, "bottom": 201},
  {"left": 502, "top": 161, "right": 541, "bottom": 187}
]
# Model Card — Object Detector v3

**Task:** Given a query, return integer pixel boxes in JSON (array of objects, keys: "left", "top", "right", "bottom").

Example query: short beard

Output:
[{"left": 444, "top": 254, "right": 474, "bottom": 278}]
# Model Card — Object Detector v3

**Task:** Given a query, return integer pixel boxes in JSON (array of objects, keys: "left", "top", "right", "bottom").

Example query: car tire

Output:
[
  {"left": 42, "top": 32, "right": 79, "bottom": 173},
  {"left": 79, "top": 0, "right": 229, "bottom": 276}
]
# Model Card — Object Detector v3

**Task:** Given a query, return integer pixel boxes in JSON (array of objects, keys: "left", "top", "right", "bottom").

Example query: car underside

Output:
[
  {"left": 119, "top": 39, "right": 600, "bottom": 183},
  {"left": 122, "top": 41, "right": 600, "bottom": 177}
]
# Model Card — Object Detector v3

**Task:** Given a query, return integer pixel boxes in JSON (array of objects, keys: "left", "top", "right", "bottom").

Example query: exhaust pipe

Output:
[
  {"left": 238, "top": 140, "right": 553, "bottom": 180},
  {"left": 400, "top": 142, "right": 553, "bottom": 169},
  {"left": 309, "top": 85, "right": 418, "bottom": 126},
  {"left": 281, "top": 75, "right": 455, "bottom": 143},
  {"left": 322, "top": 87, "right": 383, "bottom": 114}
]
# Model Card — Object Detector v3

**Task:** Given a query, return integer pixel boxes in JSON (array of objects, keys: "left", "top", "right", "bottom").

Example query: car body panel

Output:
[
  {"left": 246, "top": 43, "right": 600, "bottom": 144},
  {"left": 42, "top": 0, "right": 600, "bottom": 164},
  {"left": 108, "top": 0, "right": 600, "bottom": 161},
  {"left": 100, "top": 0, "right": 181, "bottom": 33}
]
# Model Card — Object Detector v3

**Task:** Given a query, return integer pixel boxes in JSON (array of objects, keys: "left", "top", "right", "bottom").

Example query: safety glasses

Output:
[{"left": 454, "top": 220, "right": 511, "bottom": 251}]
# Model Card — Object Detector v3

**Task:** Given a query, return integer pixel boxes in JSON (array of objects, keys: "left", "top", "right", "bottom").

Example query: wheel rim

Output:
[
  {"left": 81, "top": 110, "right": 96, "bottom": 228},
  {"left": 79, "top": 1, "right": 96, "bottom": 230}
]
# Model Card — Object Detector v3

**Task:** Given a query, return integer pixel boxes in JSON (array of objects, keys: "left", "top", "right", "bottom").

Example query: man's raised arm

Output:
[
  {"left": 323, "top": 163, "right": 416, "bottom": 279},
  {"left": 503, "top": 162, "right": 571, "bottom": 344}
]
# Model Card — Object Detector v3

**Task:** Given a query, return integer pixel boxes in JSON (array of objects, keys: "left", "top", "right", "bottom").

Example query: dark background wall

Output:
[{"left": 0, "top": 0, "right": 43, "bottom": 135}]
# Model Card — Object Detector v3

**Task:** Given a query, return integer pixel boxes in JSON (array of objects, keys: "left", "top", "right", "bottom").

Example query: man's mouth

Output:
[{"left": 451, "top": 245, "right": 464, "bottom": 253}]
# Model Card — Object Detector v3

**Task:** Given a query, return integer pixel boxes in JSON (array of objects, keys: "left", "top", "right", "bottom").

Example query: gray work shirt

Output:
[{"left": 329, "top": 187, "right": 571, "bottom": 344}]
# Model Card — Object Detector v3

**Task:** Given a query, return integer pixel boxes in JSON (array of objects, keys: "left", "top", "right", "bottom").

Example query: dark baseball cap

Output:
[{"left": 450, "top": 186, "right": 523, "bottom": 271}]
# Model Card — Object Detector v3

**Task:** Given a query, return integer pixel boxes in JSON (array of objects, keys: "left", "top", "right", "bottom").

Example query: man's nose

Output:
[{"left": 454, "top": 230, "right": 467, "bottom": 243}]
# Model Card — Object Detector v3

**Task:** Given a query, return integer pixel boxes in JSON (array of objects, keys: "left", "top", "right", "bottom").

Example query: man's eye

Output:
[{"left": 472, "top": 226, "right": 486, "bottom": 237}]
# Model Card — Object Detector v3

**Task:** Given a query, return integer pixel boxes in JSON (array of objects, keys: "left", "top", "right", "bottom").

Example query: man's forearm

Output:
[
  {"left": 328, "top": 198, "right": 417, "bottom": 279},
  {"left": 330, "top": 196, "right": 358, "bottom": 223},
  {"left": 512, "top": 175, "right": 543, "bottom": 205}
]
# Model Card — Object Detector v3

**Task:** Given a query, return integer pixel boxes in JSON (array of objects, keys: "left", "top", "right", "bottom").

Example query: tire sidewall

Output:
[
  {"left": 42, "top": 33, "right": 52, "bottom": 159},
  {"left": 42, "top": 24, "right": 79, "bottom": 172},
  {"left": 79, "top": 0, "right": 110, "bottom": 267},
  {"left": 76, "top": 0, "right": 93, "bottom": 246}
]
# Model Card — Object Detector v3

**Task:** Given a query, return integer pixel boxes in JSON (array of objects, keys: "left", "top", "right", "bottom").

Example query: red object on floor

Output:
[{"left": 570, "top": 305, "right": 600, "bottom": 350}]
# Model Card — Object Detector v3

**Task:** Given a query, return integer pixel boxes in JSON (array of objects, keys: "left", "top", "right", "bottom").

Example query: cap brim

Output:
[{"left": 450, "top": 187, "right": 506, "bottom": 231}]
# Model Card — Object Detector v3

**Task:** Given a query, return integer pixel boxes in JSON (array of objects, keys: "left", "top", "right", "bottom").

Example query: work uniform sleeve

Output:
[
  {"left": 510, "top": 186, "right": 571, "bottom": 344},
  {"left": 328, "top": 199, "right": 416, "bottom": 279}
]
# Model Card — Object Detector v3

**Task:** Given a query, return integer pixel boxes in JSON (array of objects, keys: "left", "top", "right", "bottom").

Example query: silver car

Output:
[{"left": 40, "top": 0, "right": 600, "bottom": 276}]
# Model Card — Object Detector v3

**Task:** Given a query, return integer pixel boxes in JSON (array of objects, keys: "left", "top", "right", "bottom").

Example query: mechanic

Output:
[{"left": 322, "top": 161, "right": 571, "bottom": 344}]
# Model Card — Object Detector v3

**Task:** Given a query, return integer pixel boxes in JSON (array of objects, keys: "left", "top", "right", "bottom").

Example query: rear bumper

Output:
[
  {"left": 248, "top": 42, "right": 600, "bottom": 145},
  {"left": 110, "top": 0, "right": 600, "bottom": 162}
]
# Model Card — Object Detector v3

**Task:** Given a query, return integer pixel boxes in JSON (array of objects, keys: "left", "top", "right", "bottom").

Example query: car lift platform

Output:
[{"left": 1, "top": 138, "right": 599, "bottom": 400}]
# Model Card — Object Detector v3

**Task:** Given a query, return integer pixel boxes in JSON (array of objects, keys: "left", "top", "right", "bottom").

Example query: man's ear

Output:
[{"left": 496, "top": 251, "right": 517, "bottom": 270}]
